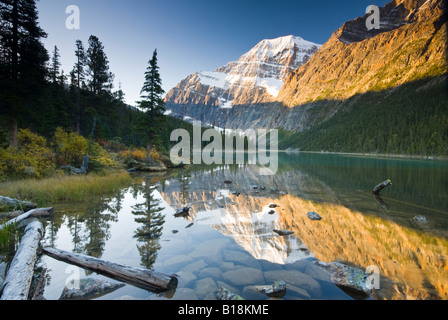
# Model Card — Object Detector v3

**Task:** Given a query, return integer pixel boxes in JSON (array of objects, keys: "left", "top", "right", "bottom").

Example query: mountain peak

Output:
[{"left": 164, "top": 34, "right": 321, "bottom": 112}]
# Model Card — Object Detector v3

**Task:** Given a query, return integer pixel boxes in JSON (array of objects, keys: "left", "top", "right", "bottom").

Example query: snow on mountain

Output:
[{"left": 164, "top": 35, "right": 322, "bottom": 110}]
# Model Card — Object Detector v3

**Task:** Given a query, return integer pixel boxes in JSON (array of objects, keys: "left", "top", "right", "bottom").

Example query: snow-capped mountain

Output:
[{"left": 164, "top": 35, "right": 321, "bottom": 114}]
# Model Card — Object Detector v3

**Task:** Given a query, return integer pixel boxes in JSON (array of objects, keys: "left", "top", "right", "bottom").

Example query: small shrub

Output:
[
  {"left": 0, "top": 129, "right": 54, "bottom": 179},
  {"left": 53, "top": 128, "right": 88, "bottom": 166}
]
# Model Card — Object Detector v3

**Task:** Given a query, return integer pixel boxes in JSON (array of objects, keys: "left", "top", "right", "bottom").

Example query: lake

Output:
[{"left": 40, "top": 152, "right": 448, "bottom": 300}]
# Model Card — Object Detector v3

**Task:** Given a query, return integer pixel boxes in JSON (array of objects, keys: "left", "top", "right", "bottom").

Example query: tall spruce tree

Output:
[
  {"left": 49, "top": 45, "right": 60, "bottom": 84},
  {"left": 138, "top": 49, "right": 166, "bottom": 161},
  {"left": 72, "top": 39, "right": 86, "bottom": 133},
  {"left": 0, "top": 0, "right": 48, "bottom": 148},
  {"left": 86, "top": 35, "right": 113, "bottom": 95}
]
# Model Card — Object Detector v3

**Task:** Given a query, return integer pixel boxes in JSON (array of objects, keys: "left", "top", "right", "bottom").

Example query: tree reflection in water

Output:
[{"left": 131, "top": 176, "right": 166, "bottom": 270}]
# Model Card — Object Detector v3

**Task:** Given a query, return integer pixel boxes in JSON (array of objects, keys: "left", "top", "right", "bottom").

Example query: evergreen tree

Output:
[
  {"left": 73, "top": 39, "right": 86, "bottom": 133},
  {"left": 138, "top": 49, "right": 166, "bottom": 161},
  {"left": 49, "top": 45, "right": 60, "bottom": 84},
  {"left": 86, "top": 35, "right": 113, "bottom": 95},
  {"left": 0, "top": 0, "right": 48, "bottom": 148}
]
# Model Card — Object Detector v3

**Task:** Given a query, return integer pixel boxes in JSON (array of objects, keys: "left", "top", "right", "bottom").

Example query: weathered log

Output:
[
  {"left": 0, "top": 208, "right": 54, "bottom": 231},
  {"left": 42, "top": 247, "right": 178, "bottom": 293},
  {"left": 372, "top": 179, "right": 392, "bottom": 195},
  {"left": 0, "top": 220, "right": 43, "bottom": 300},
  {"left": 0, "top": 196, "right": 36, "bottom": 212}
]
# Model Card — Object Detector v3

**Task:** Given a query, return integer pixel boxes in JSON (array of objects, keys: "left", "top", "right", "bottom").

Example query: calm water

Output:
[{"left": 39, "top": 152, "right": 448, "bottom": 300}]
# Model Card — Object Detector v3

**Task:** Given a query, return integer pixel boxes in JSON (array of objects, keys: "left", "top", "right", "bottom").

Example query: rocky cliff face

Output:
[
  {"left": 164, "top": 36, "right": 321, "bottom": 126},
  {"left": 165, "top": 0, "right": 447, "bottom": 132},
  {"left": 277, "top": 0, "right": 447, "bottom": 107}
]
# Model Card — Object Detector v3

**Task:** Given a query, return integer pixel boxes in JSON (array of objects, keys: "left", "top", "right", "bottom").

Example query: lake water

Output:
[{"left": 40, "top": 152, "right": 448, "bottom": 300}]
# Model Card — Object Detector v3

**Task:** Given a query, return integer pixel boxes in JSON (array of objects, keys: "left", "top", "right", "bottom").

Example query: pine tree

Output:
[
  {"left": 49, "top": 45, "right": 61, "bottom": 84},
  {"left": 86, "top": 35, "right": 113, "bottom": 95},
  {"left": 72, "top": 39, "right": 86, "bottom": 133},
  {"left": 0, "top": 0, "right": 48, "bottom": 148},
  {"left": 138, "top": 49, "right": 166, "bottom": 161}
]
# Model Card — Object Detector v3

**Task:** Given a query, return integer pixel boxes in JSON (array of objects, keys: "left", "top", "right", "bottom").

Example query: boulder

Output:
[
  {"left": 315, "top": 261, "right": 371, "bottom": 298},
  {"left": 214, "top": 286, "right": 244, "bottom": 300},
  {"left": 413, "top": 215, "right": 428, "bottom": 223},
  {"left": 253, "top": 281, "right": 287, "bottom": 298},
  {"left": 59, "top": 278, "right": 125, "bottom": 300},
  {"left": 273, "top": 229, "right": 294, "bottom": 236},
  {"left": 307, "top": 211, "right": 322, "bottom": 221}
]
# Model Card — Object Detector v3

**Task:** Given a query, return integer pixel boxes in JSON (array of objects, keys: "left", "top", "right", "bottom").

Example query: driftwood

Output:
[
  {"left": 0, "top": 220, "right": 43, "bottom": 300},
  {"left": 0, "top": 208, "right": 54, "bottom": 232},
  {"left": 60, "top": 155, "right": 90, "bottom": 175},
  {"left": 0, "top": 196, "right": 36, "bottom": 212},
  {"left": 372, "top": 179, "right": 392, "bottom": 195},
  {"left": 42, "top": 247, "right": 178, "bottom": 293}
]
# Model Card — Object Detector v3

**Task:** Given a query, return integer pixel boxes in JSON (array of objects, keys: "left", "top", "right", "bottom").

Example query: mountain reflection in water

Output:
[
  {"left": 44, "top": 153, "right": 448, "bottom": 300},
  {"left": 156, "top": 153, "right": 448, "bottom": 300}
]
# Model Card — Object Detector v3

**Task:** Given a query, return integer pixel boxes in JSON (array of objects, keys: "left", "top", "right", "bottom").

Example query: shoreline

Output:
[{"left": 280, "top": 150, "right": 448, "bottom": 161}]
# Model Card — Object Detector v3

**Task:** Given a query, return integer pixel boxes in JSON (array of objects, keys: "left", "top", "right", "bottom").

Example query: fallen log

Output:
[
  {"left": 0, "top": 196, "right": 36, "bottom": 212},
  {"left": 0, "top": 208, "right": 54, "bottom": 232},
  {"left": 372, "top": 179, "right": 392, "bottom": 195},
  {"left": 42, "top": 247, "right": 178, "bottom": 293},
  {"left": 0, "top": 220, "right": 43, "bottom": 300}
]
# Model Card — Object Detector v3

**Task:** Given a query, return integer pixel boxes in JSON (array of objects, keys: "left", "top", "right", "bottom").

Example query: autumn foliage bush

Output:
[{"left": 0, "top": 129, "right": 54, "bottom": 179}]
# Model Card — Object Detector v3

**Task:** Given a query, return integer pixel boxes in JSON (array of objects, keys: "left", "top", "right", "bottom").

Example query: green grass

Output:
[
  {"left": 0, "top": 220, "right": 19, "bottom": 251},
  {"left": 0, "top": 170, "right": 133, "bottom": 207}
]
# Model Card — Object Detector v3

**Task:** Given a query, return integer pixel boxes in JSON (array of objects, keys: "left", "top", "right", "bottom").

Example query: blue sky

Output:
[{"left": 37, "top": 0, "right": 390, "bottom": 106}]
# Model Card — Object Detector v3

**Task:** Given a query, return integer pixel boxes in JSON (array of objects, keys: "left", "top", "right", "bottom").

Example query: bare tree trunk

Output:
[
  {"left": 8, "top": 117, "right": 18, "bottom": 149},
  {"left": 0, "top": 221, "right": 43, "bottom": 300},
  {"left": 42, "top": 247, "right": 178, "bottom": 293}
]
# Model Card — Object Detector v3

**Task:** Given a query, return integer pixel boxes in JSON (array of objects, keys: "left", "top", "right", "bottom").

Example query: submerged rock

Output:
[
  {"left": 307, "top": 211, "right": 322, "bottom": 221},
  {"left": 214, "top": 287, "right": 244, "bottom": 300},
  {"left": 59, "top": 278, "right": 125, "bottom": 300},
  {"left": 413, "top": 215, "right": 428, "bottom": 223},
  {"left": 273, "top": 229, "right": 294, "bottom": 236},
  {"left": 253, "top": 281, "right": 287, "bottom": 298},
  {"left": 174, "top": 207, "right": 191, "bottom": 217},
  {"left": 315, "top": 261, "right": 371, "bottom": 298}
]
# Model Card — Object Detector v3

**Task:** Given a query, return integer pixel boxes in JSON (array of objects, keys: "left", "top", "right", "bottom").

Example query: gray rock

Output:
[
  {"left": 195, "top": 277, "right": 218, "bottom": 299},
  {"left": 413, "top": 215, "right": 428, "bottom": 223},
  {"left": 190, "top": 238, "right": 231, "bottom": 262},
  {"left": 263, "top": 269, "right": 321, "bottom": 296},
  {"left": 183, "top": 260, "right": 208, "bottom": 273},
  {"left": 59, "top": 278, "right": 125, "bottom": 300},
  {"left": 253, "top": 281, "right": 287, "bottom": 298},
  {"left": 214, "top": 286, "right": 244, "bottom": 300},
  {"left": 307, "top": 211, "right": 322, "bottom": 221},
  {"left": 315, "top": 261, "right": 371, "bottom": 298},
  {"left": 163, "top": 255, "right": 194, "bottom": 272},
  {"left": 198, "top": 267, "right": 222, "bottom": 280},
  {"left": 222, "top": 267, "right": 264, "bottom": 287},
  {"left": 223, "top": 250, "right": 261, "bottom": 269},
  {"left": 176, "top": 270, "right": 197, "bottom": 288},
  {"left": 273, "top": 229, "right": 294, "bottom": 236}
]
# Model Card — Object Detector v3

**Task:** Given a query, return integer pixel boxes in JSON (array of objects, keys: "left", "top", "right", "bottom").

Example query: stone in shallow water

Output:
[
  {"left": 315, "top": 261, "right": 371, "bottom": 298},
  {"left": 59, "top": 278, "right": 125, "bottom": 300},
  {"left": 215, "top": 286, "right": 244, "bottom": 300},
  {"left": 307, "top": 211, "right": 322, "bottom": 221},
  {"left": 253, "top": 281, "right": 287, "bottom": 298},
  {"left": 273, "top": 229, "right": 294, "bottom": 236},
  {"left": 222, "top": 267, "right": 264, "bottom": 287},
  {"left": 413, "top": 215, "right": 428, "bottom": 223}
]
